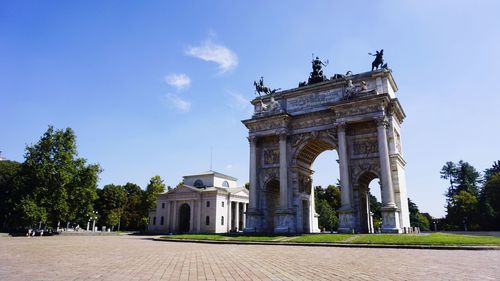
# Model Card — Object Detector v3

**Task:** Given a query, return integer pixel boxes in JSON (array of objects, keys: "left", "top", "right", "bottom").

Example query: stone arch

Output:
[
  {"left": 355, "top": 171, "right": 380, "bottom": 233},
  {"left": 292, "top": 135, "right": 337, "bottom": 168},
  {"left": 263, "top": 178, "right": 280, "bottom": 232}
]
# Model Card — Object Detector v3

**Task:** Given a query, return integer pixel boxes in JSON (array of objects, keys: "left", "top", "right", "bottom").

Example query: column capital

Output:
[
  {"left": 376, "top": 117, "right": 389, "bottom": 128},
  {"left": 247, "top": 135, "right": 258, "bottom": 143},
  {"left": 275, "top": 128, "right": 289, "bottom": 140},
  {"left": 335, "top": 122, "right": 347, "bottom": 132}
]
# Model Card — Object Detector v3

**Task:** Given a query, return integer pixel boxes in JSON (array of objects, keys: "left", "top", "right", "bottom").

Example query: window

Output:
[
  {"left": 221, "top": 216, "right": 224, "bottom": 225},
  {"left": 160, "top": 216, "right": 164, "bottom": 225},
  {"left": 153, "top": 217, "right": 156, "bottom": 225},
  {"left": 205, "top": 216, "right": 210, "bottom": 225},
  {"left": 161, "top": 202, "right": 165, "bottom": 208},
  {"left": 222, "top": 201, "right": 224, "bottom": 207},
  {"left": 194, "top": 179, "right": 204, "bottom": 187},
  {"left": 222, "top": 180, "right": 229, "bottom": 187},
  {"left": 206, "top": 201, "right": 210, "bottom": 207}
]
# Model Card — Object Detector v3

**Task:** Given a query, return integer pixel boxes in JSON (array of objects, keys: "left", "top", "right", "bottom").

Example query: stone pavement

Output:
[{"left": 0, "top": 235, "right": 498, "bottom": 280}]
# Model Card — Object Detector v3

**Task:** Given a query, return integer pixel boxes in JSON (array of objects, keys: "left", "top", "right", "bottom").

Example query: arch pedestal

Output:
[{"left": 243, "top": 70, "right": 410, "bottom": 233}]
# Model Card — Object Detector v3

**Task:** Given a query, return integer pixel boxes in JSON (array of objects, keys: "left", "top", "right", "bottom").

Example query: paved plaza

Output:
[{"left": 0, "top": 235, "right": 498, "bottom": 281}]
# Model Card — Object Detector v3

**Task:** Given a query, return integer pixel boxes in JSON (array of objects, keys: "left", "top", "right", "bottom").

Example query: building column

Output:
[
  {"left": 337, "top": 122, "right": 354, "bottom": 233},
  {"left": 377, "top": 118, "right": 396, "bottom": 208},
  {"left": 196, "top": 200, "right": 201, "bottom": 232},
  {"left": 278, "top": 130, "right": 288, "bottom": 209},
  {"left": 377, "top": 118, "right": 400, "bottom": 233},
  {"left": 235, "top": 202, "right": 240, "bottom": 231},
  {"left": 227, "top": 198, "right": 232, "bottom": 232},
  {"left": 248, "top": 136, "right": 258, "bottom": 209},
  {"left": 166, "top": 201, "right": 171, "bottom": 233},
  {"left": 172, "top": 201, "right": 178, "bottom": 233},
  {"left": 242, "top": 203, "right": 247, "bottom": 230},
  {"left": 189, "top": 200, "right": 194, "bottom": 233}
]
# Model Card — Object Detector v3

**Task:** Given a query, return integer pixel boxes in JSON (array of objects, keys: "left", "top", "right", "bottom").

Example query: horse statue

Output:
[
  {"left": 254, "top": 77, "right": 280, "bottom": 97},
  {"left": 369, "top": 49, "right": 384, "bottom": 71}
]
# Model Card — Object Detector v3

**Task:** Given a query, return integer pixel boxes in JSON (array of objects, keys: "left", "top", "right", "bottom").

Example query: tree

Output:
[
  {"left": 484, "top": 160, "right": 500, "bottom": 182},
  {"left": 315, "top": 199, "right": 338, "bottom": 231},
  {"left": 122, "top": 182, "right": 145, "bottom": 230},
  {"left": 440, "top": 160, "right": 480, "bottom": 229},
  {"left": 96, "top": 184, "right": 127, "bottom": 230},
  {"left": 0, "top": 160, "right": 23, "bottom": 230},
  {"left": 20, "top": 126, "right": 101, "bottom": 229},
  {"left": 143, "top": 175, "right": 165, "bottom": 211},
  {"left": 408, "top": 198, "right": 430, "bottom": 231},
  {"left": 478, "top": 170, "right": 500, "bottom": 230}
]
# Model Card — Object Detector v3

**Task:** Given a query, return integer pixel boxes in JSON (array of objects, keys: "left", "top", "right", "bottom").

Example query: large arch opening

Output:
[
  {"left": 294, "top": 138, "right": 337, "bottom": 233},
  {"left": 357, "top": 172, "right": 381, "bottom": 233},
  {"left": 264, "top": 178, "right": 280, "bottom": 232},
  {"left": 178, "top": 203, "right": 191, "bottom": 233}
]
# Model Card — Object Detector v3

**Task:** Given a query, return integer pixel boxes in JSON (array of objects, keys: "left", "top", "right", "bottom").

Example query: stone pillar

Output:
[
  {"left": 172, "top": 201, "right": 178, "bottom": 233},
  {"left": 242, "top": 203, "right": 247, "bottom": 230},
  {"left": 337, "top": 122, "right": 354, "bottom": 233},
  {"left": 235, "top": 202, "right": 240, "bottom": 231},
  {"left": 166, "top": 201, "right": 171, "bottom": 232},
  {"left": 196, "top": 200, "right": 201, "bottom": 232},
  {"left": 249, "top": 136, "right": 258, "bottom": 209},
  {"left": 227, "top": 199, "right": 232, "bottom": 232},
  {"left": 278, "top": 130, "right": 288, "bottom": 209},
  {"left": 377, "top": 118, "right": 400, "bottom": 233},
  {"left": 189, "top": 200, "right": 194, "bottom": 233}
]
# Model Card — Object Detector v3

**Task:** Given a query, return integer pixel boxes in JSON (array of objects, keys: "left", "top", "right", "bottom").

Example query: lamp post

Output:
[
  {"left": 433, "top": 220, "right": 437, "bottom": 232},
  {"left": 88, "top": 211, "right": 98, "bottom": 232}
]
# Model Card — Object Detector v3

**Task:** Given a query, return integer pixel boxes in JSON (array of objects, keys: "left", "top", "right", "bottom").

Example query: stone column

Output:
[
  {"left": 248, "top": 136, "right": 258, "bottom": 209},
  {"left": 227, "top": 198, "right": 232, "bottom": 232},
  {"left": 196, "top": 200, "right": 201, "bottom": 232},
  {"left": 235, "top": 202, "right": 240, "bottom": 231},
  {"left": 377, "top": 118, "right": 400, "bottom": 232},
  {"left": 377, "top": 118, "right": 396, "bottom": 208},
  {"left": 337, "top": 122, "right": 354, "bottom": 233},
  {"left": 278, "top": 129, "right": 288, "bottom": 209},
  {"left": 166, "top": 201, "right": 171, "bottom": 232},
  {"left": 242, "top": 203, "right": 247, "bottom": 230},
  {"left": 189, "top": 200, "right": 194, "bottom": 233},
  {"left": 172, "top": 201, "right": 178, "bottom": 233}
]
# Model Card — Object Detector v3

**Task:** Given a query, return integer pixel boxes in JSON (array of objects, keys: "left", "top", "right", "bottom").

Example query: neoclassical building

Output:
[{"left": 148, "top": 171, "right": 249, "bottom": 233}]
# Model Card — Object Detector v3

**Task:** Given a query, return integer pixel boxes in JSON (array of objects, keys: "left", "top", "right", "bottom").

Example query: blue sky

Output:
[{"left": 2, "top": 1, "right": 499, "bottom": 218}]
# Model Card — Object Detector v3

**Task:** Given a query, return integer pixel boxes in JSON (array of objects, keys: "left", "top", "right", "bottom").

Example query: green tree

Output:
[
  {"left": 21, "top": 126, "right": 101, "bottom": 228},
  {"left": 97, "top": 184, "right": 127, "bottom": 230},
  {"left": 315, "top": 199, "right": 338, "bottom": 231},
  {"left": 143, "top": 175, "right": 166, "bottom": 211},
  {"left": 441, "top": 161, "right": 480, "bottom": 229},
  {"left": 408, "top": 198, "right": 430, "bottom": 231},
  {"left": 122, "top": 182, "right": 145, "bottom": 230},
  {"left": 478, "top": 171, "right": 500, "bottom": 230},
  {"left": 0, "top": 160, "right": 23, "bottom": 230}
]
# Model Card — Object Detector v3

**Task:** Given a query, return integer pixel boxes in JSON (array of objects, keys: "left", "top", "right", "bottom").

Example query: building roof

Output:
[{"left": 183, "top": 170, "right": 238, "bottom": 181}]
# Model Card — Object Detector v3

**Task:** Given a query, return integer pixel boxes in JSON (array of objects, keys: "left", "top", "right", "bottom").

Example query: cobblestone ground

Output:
[{"left": 0, "top": 235, "right": 499, "bottom": 281}]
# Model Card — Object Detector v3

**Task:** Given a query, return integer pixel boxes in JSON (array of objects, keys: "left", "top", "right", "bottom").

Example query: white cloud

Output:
[
  {"left": 185, "top": 40, "right": 238, "bottom": 73},
  {"left": 227, "top": 90, "right": 251, "bottom": 111},
  {"left": 165, "top": 93, "right": 191, "bottom": 112},
  {"left": 165, "top": 73, "right": 191, "bottom": 91},
  {"left": 226, "top": 164, "right": 233, "bottom": 169}
]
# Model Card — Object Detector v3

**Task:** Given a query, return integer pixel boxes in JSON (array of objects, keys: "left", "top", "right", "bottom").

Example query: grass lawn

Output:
[
  {"left": 349, "top": 233, "right": 500, "bottom": 246},
  {"left": 160, "top": 232, "right": 500, "bottom": 246},
  {"left": 289, "top": 234, "right": 353, "bottom": 243},
  {"left": 162, "top": 233, "right": 289, "bottom": 241}
]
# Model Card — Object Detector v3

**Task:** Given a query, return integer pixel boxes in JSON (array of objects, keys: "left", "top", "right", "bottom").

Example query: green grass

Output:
[
  {"left": 160, "top": 233, "right": 500, "bottom": 246},
  {"left": 349, "top": 233, "right": 500, "bottom": 246},
  {"left": 162, "top": 233, "right": 288, "bottom": 241},
  {"left": 289, "top": 234, "right": 353, "bottom": 243}
]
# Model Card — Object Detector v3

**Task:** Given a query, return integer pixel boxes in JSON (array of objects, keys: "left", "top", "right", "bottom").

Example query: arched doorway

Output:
[
  {"left": 294, "top": 138, "right": 336, "bottom": 233},
  {"left": 264, "top": 178, "right": 280, "bottom": 232},
  {"left": 357, "top": 172, "right": 380, "bottom": 233},
  {"left": 179, "top": 203, "right": 190, "bottom": 233}
]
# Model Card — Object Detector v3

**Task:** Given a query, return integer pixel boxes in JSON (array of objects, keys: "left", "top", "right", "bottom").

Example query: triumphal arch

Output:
[{"left": 243, "top": 55, "right": 411, "bottom": 233}]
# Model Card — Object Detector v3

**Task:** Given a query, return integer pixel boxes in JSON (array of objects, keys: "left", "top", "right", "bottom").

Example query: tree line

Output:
[
  {"left": 0, "top": 126, "right": 165, "bottom": 232},
  {"left": 314, "top": 185, "right": 431, "bottom": 232},
  {"left": 440, "top": 160, "right": 500, "bottom": 230}
]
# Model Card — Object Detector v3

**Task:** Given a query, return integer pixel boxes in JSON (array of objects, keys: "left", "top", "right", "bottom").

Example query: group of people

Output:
[{"left": 26, "top": 228, "right": 43, "bottom": 237}]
